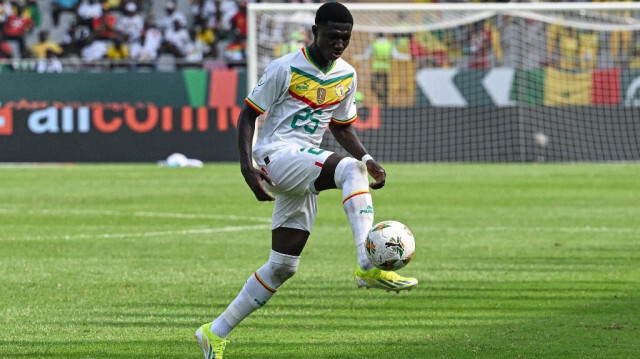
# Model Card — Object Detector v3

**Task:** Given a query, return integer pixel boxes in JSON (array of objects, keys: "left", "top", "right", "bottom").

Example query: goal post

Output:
[{"left": 247, "top": 2, "right": 640, "bottom": 162}]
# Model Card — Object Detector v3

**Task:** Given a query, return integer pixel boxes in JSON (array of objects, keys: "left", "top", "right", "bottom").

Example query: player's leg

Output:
[
  {"left": 381, "top": 72, "right": 389, "bottom": 104},
  {"left": 196, "top": 151, "right": 316, "bottom": 358},
  {"left": 206, "top": 227, "right": 306, "bottom": 335},
  {"left": 196, "top": 229, "right": 304, "bottom": 358},
  {"left": 315, "top": 154, "right": 418, "bottom": 292},
  {"left": 271, "top": 226, "right": 309, "bottom": 256},
  {"left": 372, "top": 72, "right": 385, "bottom": 104},
  {"left": 315, "top": 154, "right": 374, "bottom": 271}
]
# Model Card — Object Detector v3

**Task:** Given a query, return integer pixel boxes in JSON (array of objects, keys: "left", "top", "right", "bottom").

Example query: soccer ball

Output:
[{"left": 365, "top": 220, "right": 415, "bottom": 271}]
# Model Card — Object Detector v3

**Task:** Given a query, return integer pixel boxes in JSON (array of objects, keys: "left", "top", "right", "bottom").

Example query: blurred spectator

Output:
[
  {"left": 185, "top": 27, "right": 209, "bottom": 63},
  {"left": 80, "top": 34, "right": 107, "bottom": 62},
  {"left": 22, "top": 0, "right": 41, "bottom": 28},
  {"left": 92, "top": 6, "right": 116, "bottom": 40},
  {"left": 356, "top": 33, "right": 410, "bottom": 104},
  {"left": 546, "top": 22, "right": 562, "bottom": 66},
  {"left": 116, "top": 2, "right": 144, "bottom": 56},
  {"left": 106, "top": 35, "right": 128, "bottom": 59},
  {"left": 410, "top": 31, "right": 450, "bottom": 68},
  {"left": 579, "top": 29, "right": 599, "bottom": 70},
  {"left": 393, "top": 33, "right": 411, "bottom": 56},
  {"left": 230, "top": 2, "right": 247, "bottom": 39},
  {"left": 52, "top": 0, "right": 80, "bottom": 27},
  {"left": 467, "top": 19, "right": 502, "bottom": 69},
  {"left": 61, "top": 20, "right": 90, "bottom": 56},
  {"left": 29, "top": 30, "right": 63, "bottom": 58},
  {"left": 77, "top": 0, "right": 103, "bottom": 28},
  {"left": 191, "top": 0, "right": 217, "bottom": 29},
  {"left": 218, "top": 0, "right": 239, "bottom": 34},
  {"left": 0, "top": 0, "right": 12, "bottom": 30},
  {"left": 36, "top": 51, "right": 63, "bottom": 73},
  {"left": 558, "top": 27, "right": 579, "bottom": 70},
  {"left": 193, "top": 21, "right": 216, "bottom": 58},
  {"left": 136, "top": 19, "right": 162, "bottom": 61},
  {"left": 3, "top": 6, "right": 34, "bottom": 57},
  {"left": 106, "top": 35, "right": 129, "bottom": 69},
  {"left": 158, "top": 1, "right": 186, "bottom": 32},
  {"left": 163, "top": 18, "right": 191, "bottom": 58}
]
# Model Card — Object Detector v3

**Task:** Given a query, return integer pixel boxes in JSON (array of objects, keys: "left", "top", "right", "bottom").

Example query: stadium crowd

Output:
[
  {"left": 0, "top": 0, "right": 257, "bottom": 71},
  {"left": 0, "top": 0, "right": 639, "bottom": 72}
]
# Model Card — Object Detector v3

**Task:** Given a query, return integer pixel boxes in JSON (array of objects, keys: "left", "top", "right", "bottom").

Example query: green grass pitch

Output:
[{"left": 1, "top": 163, "right": 639, "bottom": 358}]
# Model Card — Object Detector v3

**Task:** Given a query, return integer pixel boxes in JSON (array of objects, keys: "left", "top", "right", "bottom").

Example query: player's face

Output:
[{"left": 312, "top": 21, "right": 352, "bottom": 66}]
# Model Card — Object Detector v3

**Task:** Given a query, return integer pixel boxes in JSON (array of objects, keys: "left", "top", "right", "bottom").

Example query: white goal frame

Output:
[
  {"left": 247, "top": 2, "right": 640, "bottom": 162},
  {"left": 247, "top": 1, "right": 640, "bottom": 91}
]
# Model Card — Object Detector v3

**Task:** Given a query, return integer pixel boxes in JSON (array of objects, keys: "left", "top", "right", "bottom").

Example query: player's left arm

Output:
[
  {"left": 330, "top": 71, "right": 385, "bottom": 189},
  {"left": 329, "top": 122, "right": 386, "bottom": 190}
]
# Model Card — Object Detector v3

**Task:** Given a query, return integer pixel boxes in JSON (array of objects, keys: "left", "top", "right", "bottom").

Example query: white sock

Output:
[
  {"left": 210, "top": 250, "right": 299, "bottom": 338},
  {"left": 335, "top": 158, "right": 375, "bottom": 271}
]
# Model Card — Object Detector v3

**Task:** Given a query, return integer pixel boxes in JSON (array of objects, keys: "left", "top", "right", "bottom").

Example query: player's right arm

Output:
[
  {"left": 237, "top": 58, "right": 288, "bottom": 202},
  {"left": 237, "top": 104, "right": 276, "bottom": 201}
]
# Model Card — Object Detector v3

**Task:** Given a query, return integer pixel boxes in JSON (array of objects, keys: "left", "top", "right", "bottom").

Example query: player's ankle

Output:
[{"left": 358, "top": 261, "right": 375, "bottom": 271}]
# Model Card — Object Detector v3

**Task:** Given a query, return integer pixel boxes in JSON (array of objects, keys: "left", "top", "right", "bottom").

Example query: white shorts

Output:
[{"left": 260, "top": 144, "right": 333, "bottom": 232}]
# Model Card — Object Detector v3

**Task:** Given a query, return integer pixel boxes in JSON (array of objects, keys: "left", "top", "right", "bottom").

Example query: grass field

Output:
[{"left": 1, "top": 163, "right": 639, "bottom": 358}]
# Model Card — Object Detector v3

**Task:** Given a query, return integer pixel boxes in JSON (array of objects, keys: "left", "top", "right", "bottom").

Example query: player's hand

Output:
[
  {"left": 241, "top": 167, "right": 276, "bottom": 201},
  {"left": 365, "top": 160, "right": 386, "bottom": 190}
]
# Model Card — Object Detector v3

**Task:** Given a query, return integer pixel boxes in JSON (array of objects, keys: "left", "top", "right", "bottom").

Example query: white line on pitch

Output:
[
  {"left": 0, "top": 208, "right": 271, "bottom": 223},
  {"left": 0, "top": 225, "right": 271, "bottom": 242}
]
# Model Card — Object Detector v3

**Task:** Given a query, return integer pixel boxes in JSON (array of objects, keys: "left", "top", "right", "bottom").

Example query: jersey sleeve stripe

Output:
[
  {"left": 331, "top": 114, "right": 358, "bottom": 125},
  {"left": 245, "top": 98, "right": 266, "bottom": 114}
]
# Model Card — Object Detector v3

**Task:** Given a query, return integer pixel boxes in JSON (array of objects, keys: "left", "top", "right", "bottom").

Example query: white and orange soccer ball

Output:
[{"left": 365, "top": 220, "right": 415, "bottom": 271}]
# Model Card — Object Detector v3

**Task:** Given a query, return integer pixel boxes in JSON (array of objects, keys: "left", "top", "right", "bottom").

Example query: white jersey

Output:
[{"left": 245, "top": 46, "right": 358, "bottom": 166}]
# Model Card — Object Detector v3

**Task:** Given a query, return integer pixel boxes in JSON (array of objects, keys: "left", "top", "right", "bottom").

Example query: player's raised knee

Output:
[{"left": 335, "top": 157, "right": 368, "bottom": 190}]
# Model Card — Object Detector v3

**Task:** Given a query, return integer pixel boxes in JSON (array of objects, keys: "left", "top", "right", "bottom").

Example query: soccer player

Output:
[{"left": 195, "top": 3, "right": 418, "bottom": 358}]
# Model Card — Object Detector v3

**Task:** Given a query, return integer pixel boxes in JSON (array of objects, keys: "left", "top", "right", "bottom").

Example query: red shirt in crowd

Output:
[
  {"left": 3, "top": 14, "right": 34, "bottom": 37},
  {"left": 230, "top": 11, "right": 247, "bottom": 38}
]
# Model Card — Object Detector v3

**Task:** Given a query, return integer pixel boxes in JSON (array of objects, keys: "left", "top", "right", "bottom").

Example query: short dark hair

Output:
[{"left": 315, "top": 2, "right": 353, "bottom": 26}]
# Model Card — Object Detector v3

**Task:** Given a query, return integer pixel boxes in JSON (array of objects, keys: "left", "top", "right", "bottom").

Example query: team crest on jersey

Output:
[
  {"left": 288, "top": 66, "right": 354, "bottom": 109},
  {"left": 317, "top": 88, "right": 327, "bottom": 104}
]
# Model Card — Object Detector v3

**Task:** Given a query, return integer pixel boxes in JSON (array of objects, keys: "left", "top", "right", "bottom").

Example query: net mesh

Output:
[{"left": 250, "top": 4, "right": 640, "bottom": 162}]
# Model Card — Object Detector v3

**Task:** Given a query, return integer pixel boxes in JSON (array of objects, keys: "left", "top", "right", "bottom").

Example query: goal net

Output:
[{"left": 248, "top": 2, "right": 640, "bottom": 162}]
